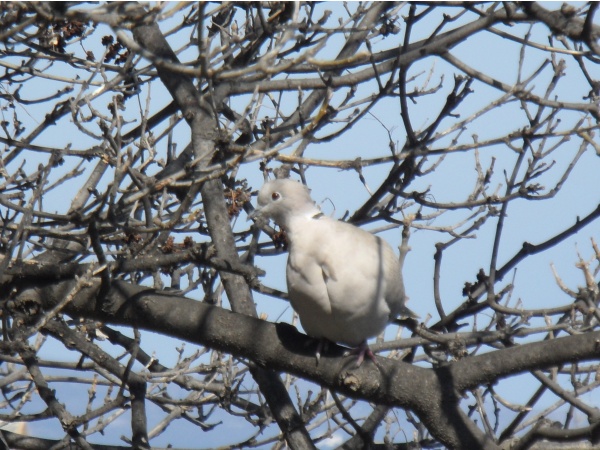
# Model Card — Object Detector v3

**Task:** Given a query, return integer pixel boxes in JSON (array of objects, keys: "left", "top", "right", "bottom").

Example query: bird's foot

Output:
[
  {"left": 314, "top": 338, "right": 329, "bottom": 366},
  {"left": 348, "top": 342, "right": 378, "bottom": 368}
]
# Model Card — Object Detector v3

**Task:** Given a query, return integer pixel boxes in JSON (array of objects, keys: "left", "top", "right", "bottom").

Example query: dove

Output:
[{"left": 251, "top": 178, "right": 416, "bottom": 365}]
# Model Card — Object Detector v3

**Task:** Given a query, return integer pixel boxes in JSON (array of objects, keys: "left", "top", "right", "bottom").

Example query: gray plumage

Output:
[{"left": 252, "top": 179, "right": 416, "bottom": 352}]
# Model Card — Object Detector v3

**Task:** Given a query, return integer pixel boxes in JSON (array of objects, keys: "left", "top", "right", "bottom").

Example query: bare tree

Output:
[{"left": 1, "top": 2, "right": 600, "bottom": 449}]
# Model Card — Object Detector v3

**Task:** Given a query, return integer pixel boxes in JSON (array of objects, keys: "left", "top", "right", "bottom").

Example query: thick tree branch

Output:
[
  {"left": 130, "top": 14, "right": 315, "bottom": 450},
  {"left": 13, "top": 278, "right": 600, "bottom": 448}
]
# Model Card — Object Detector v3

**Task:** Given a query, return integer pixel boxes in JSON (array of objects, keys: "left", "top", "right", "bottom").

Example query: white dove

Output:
[{"left": 251, "top": 178, "right": 416, "bottom": 365}]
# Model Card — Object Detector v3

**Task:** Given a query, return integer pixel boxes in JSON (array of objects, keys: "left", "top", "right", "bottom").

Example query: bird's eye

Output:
[{"left": 271, "top": 192, "right": 281, "bottom": 201}]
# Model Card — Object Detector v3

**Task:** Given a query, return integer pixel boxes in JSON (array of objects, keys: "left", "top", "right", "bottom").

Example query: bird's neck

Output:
[{"left": 284, "top": 208, "right": 324, "bottom": 233}]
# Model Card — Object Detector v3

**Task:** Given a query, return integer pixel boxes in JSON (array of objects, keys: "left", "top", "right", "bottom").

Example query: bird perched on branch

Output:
[{"left": 250, "top": 178, "right": 416, "bottom": 366}]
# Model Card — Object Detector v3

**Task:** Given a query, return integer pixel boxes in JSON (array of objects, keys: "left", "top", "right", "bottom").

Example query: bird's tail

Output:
[{"left": 397, "top": 305, "right": 419, "bottom": 319}]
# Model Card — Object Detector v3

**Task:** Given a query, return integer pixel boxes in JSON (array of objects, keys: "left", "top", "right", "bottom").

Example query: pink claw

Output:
[{"left": 349, "top": 341, "right": 377, "bottom": 367}]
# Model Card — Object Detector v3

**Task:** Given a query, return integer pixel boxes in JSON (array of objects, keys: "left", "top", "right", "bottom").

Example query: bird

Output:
[{"left": 250, "top": 178, "right": 417, "bottom": 366}]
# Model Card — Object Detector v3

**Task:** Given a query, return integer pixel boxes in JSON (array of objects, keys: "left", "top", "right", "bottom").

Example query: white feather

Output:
[{"left": 253, "top": 179, "right": 415, "bottom": 348}]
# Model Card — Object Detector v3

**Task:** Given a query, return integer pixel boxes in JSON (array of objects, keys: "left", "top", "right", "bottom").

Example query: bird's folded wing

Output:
[{"left": 287, "top": 248, "right": 333, "bottom": 312}]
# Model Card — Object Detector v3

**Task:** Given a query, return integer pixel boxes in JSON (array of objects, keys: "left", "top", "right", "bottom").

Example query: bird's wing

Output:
[
  {"left": 323, "top": 219, "right": 418, "bottom": 319},
  {"left": 286, "top": 228, "right": 339, "bottom": 339},
  {"left": 378, "top": 235, "right": 418, "bottom": 319},
  {"left": 314, "top": 219, "right": 391, "bottom": 315}
]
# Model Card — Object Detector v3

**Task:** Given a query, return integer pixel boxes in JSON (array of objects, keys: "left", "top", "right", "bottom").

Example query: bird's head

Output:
[{"left": 249, "top": 179, "right": 319, "bottom": 228}]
